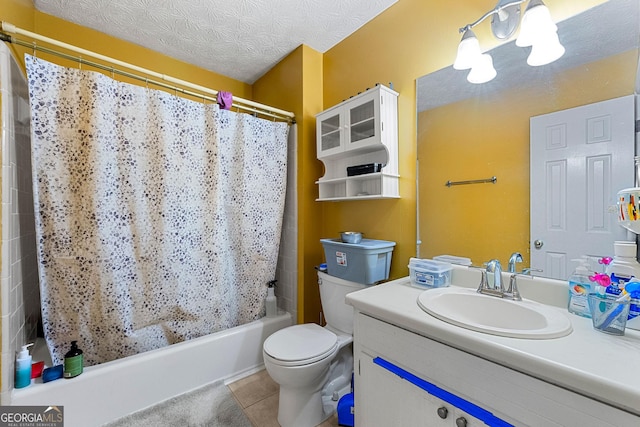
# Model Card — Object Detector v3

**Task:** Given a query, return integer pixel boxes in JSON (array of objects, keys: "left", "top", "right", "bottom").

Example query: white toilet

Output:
[{"left": 263, "top": 271, "right": 365, "bottom": 427}]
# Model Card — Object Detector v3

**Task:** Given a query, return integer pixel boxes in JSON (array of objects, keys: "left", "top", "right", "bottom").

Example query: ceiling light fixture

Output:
[{"left": 454, "top": 0, "right": 564, "bottom": 84}]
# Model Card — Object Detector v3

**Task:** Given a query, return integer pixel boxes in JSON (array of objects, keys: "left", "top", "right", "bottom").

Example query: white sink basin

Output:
[{"left": 417, "top": 287, "right": 572, "bottom": 339}]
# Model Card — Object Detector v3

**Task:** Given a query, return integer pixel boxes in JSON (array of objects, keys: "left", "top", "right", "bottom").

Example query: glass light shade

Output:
[
  {"left": 467, "top": 54, "right": 497, "bottom": 84},
  {"left": 515, "top": 1, "right": 557, "bottom": 47},
  {"left": 453, "top": 29, "right": 481, "bottom": 70},
  {"left": 527, "top": 31, "right": 565, "bottom": 66}
]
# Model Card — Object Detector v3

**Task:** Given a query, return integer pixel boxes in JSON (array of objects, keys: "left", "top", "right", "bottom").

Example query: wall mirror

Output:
[{"left": 416, "top": 0, "right": 640, "bottom": 279}]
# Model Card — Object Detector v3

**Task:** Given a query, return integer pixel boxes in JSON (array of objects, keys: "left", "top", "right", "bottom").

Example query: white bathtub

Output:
[{"left": 10, "top": 312, "right": 292, "bottom": 427}]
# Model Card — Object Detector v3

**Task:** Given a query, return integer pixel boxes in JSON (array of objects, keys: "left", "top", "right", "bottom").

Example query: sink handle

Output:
[
  {"left": 506, "top": 274, "right": 522, "bottom": 301},
  {"left": 476, "top": 270, "right": 488, "bottom": 293}
]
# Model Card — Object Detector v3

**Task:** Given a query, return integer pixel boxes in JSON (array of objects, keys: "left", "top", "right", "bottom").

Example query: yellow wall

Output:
[
  {"left": 253, "top": 45, "right": 324, "bottom": 323},
  {"left": 418, "top": 50, "right": 638, "bottom": 267},
  {"left": 0, "top": 0, "right": 33, "bottom": 29}
]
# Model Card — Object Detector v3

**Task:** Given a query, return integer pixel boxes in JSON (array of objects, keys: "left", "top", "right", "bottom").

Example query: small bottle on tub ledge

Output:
[{"left": 64, "top": 341, "right": 83, "bottom": 378}]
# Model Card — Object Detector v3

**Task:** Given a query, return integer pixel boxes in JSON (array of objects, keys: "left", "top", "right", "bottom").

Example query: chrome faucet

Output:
[
  {"left": 477, "top": 259, "right": 524, "bottom": 300},
  {"left": 477, "top": 259, "right": 505, "bottom": 297},
  {"left": 508, "top": 252, "right": 523, "bottom": 273}
]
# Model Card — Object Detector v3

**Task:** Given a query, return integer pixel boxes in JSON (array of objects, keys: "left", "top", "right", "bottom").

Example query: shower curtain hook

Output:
[
  {"left": 145, "top": 78, "right": 149, "bottom": 90},
  {"left": 78, "top": 55, "right": 82, "bottom": 70},
  {"left": 32, "top": 41, "right": 36, "bottom": 57},
  {"left": 111, "top": 67, "right": 115, "bottom": 79}
]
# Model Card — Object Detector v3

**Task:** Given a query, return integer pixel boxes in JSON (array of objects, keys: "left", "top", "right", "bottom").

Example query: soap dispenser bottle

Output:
[
  {"left": 266, "top": 280, "right": 277, "bottom": 318},
  {"left": 64, "top": 341, "right": 83, "bottom": 378},
  {"left": 567, "top": 257, "right": 592, "bottom": 318},
  {"left": 15, "top": 343, "right": 33, "bottom": 389}
]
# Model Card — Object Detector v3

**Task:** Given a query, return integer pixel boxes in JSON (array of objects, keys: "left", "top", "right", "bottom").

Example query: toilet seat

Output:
[{"left": 263, "top": 324, "right": 338, "bottom": 366}]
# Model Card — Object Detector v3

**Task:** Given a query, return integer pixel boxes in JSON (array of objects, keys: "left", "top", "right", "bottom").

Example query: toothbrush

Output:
[{"left": 597, "top": 292, "right": 631, "bottom": 330}]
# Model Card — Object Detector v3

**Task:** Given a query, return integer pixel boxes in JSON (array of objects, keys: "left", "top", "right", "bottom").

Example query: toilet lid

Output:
[{"left": 263, "top": 324, "right": 338, "bottom": 362}]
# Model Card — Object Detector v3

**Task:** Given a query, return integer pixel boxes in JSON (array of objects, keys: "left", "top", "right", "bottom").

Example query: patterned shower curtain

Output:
[{"left": 25, "top": 55, "right": 289, "bottom": 366}]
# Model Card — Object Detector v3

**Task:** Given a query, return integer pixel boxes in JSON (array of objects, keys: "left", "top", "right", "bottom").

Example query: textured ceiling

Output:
[{"left": 34, "top": 0, "right": 398, "bottom": 84}]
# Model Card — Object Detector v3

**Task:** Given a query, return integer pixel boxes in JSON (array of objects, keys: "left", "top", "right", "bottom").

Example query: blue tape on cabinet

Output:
[{"left": 373, "top": 357, "right": 513, "bottom": 427}]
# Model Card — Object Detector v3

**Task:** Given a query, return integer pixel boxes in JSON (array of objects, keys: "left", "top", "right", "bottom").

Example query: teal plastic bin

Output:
[{"left": 320, "top": 238, "right": 396, "bottom": 285}]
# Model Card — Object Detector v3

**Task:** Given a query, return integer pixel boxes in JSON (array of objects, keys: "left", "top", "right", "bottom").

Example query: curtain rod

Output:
[{"left": 0, "top": 22, "right": 295, "bottom": 123}]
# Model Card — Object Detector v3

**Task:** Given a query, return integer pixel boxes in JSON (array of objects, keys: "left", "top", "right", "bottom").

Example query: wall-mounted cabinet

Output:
[{"left": 316, "top": 85, "right": 399, "bottom": 201}]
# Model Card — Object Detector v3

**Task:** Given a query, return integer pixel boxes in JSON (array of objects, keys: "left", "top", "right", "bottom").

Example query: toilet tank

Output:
[{"left": 318, "top": 271, "right": 367, "bottom": 334}]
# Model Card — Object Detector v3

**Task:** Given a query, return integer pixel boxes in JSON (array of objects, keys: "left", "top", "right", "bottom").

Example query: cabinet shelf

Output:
[
  {"left": 315, "top": 194, "right": 401, "bottom": 202},
  {"left": 316, "top": 171, "right": 399, "bottom": 184},
  {"left": 321, "top": 128, "right": 340, "bottom": 138},
  {"left": 315, "top": 85, "right": 399, "bottom": 201},
  {"left": 316, "top": 172, "right": 399, "bottom": 200}
]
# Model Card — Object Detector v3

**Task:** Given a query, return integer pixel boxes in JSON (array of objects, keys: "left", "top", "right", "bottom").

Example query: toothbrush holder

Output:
[{"left": 587, "top": 293, "right": 631, "bottom": 335}]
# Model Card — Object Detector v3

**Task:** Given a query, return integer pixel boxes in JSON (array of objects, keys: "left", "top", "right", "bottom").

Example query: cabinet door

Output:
[
  {"left": 345, "top": 90, "right": 381, "bottom": 151},
  {"left": 357, "top": 353, "right": 453, "bottom": 427},
  {"left": 316, "top": 108, "right": 344, "bottom": 157}
]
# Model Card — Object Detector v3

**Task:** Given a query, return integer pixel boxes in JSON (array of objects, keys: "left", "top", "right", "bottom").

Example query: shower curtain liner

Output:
[{"left": 25, "top": 55, "right": 289, "bottom": 366}]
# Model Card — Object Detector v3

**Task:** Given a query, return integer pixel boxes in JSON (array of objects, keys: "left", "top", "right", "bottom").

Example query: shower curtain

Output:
[{"left": 25, "top": 55, "right": 289, "bottom": 366}]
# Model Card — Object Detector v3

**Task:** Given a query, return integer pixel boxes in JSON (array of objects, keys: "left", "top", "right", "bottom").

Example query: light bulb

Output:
[
  {"left": 527, "top": 31, "right": 565, "bottom": 66},
  {"left": 467, "top": 54, "right": 497, "bottom": 84},
  {"left": 516, "top": 0, "right": 557, "bottom": 47},
  {"left": 454, "top": 29, "right": 482, "bottom": 70}
]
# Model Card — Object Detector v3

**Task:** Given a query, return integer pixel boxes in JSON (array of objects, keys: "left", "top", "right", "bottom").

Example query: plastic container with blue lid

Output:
[{"left": 408, "top": 258, "right": 452, "bottom": 289}]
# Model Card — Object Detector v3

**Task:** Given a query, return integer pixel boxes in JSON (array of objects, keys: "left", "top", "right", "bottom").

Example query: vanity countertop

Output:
[{"left": 346, "top": 275, "right": 640, "bottom": 416}]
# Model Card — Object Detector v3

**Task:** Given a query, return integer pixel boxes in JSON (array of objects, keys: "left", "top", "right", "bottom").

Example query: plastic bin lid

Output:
[
  {"left": 320, "top": 238, "right": 396, "bottom": 249},
  {"left": 409, "top": 258, "right": 452, "bottom": 272},
  {"left": 433, "top": 254, "right": 472, "bottom": 266}
]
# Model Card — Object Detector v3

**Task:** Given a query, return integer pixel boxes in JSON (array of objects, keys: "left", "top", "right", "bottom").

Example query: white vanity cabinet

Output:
[
  {"left": 315, "top": 85, "right": 399, "bottom": 201},
  {"left": 354, "top": 312, "right": 639, "bottom": 427}
]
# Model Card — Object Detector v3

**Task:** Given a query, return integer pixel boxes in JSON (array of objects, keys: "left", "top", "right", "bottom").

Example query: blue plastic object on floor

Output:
[{"left": 337, "top": 392, "right": 354, "bottom": 426}]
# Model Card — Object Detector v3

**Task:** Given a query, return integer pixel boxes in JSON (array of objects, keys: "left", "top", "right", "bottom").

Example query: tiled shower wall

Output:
[
  {"left": 276, "top": 126, "right": 298, "bottom": 322},
  {"left": 0, "top": 43, "right": 40, "bottom": 403}
]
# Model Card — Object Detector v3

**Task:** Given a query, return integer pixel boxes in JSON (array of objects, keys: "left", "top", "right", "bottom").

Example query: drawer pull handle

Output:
[{"left": 437, "top": 406, "right": 448, "bottom": 419}]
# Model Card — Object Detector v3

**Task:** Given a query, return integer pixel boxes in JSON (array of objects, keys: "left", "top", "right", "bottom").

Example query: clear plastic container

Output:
[{"left": 408, "top": 258, "right": 452, "bottom": 289}]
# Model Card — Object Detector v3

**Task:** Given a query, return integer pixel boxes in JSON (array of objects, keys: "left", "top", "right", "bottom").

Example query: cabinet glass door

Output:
[
  {"left": 347, "top": 90, "right": 380, "bottom": 151},
  {"left": 317, "top": 112, "right": 343, "bottom": 157}
]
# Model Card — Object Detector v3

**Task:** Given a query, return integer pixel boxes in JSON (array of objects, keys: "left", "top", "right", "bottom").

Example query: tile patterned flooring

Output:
[{"left": 228, "top": 369, "right": 339, "bottom": 427}]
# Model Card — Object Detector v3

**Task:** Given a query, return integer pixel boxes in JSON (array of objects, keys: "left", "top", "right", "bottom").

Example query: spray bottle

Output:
[
  {"left": 266, "top": 280, "right": 277, "bottom": 318},
  {"left": 15, "top": 343, "right": 33, "bottom": 389},
  {"left": 567, "top": 257, "right": 593, "bottom": 318}
]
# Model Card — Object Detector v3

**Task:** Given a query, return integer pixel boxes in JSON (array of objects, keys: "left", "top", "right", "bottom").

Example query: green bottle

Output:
[{"left": 63, "top": 341, "right": 83, "bottom": 378}]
